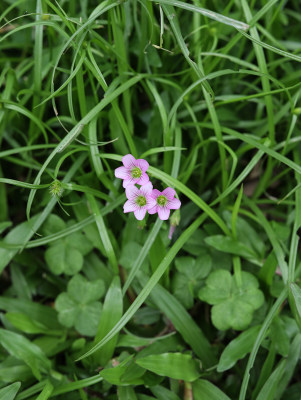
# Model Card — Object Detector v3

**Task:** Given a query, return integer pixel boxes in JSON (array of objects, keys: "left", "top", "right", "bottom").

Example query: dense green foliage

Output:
[{"left": 0, "top": 0, "right": 301, "bottom": 399}]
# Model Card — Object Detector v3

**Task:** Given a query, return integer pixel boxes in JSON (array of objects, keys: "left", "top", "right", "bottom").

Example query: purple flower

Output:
[
  {"left": 115, "top": 154, "right": 149, "bottom": 188},
  {"left": 148, "top": 187, "right": 181, "bottom": 220},
  {"left": 124, "top": 182, "right": 156, "bottom": 220}
]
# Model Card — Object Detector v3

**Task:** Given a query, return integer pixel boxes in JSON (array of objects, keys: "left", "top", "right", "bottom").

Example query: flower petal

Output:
[
  {"left": 115, "top": 166, "right": 130, "bottom": 179},
  {"left": 123, "top": 200, "right": 137, "bottom": 213},
  {"left": 137, "top": 172, "right": 149, "bottom": 187},
  {"left": 139, "top": 181, "right": 153, "bottom": 195},
  {"left": 122, "top": 154, "right": 136, "bottom": 168},
  {"left": 147, "top": 197, "right": 157, "bottom": 209},
  {"left": 168, "top": 198, "right": 181, "bottom": 210},
  {"left": 151, "top": 189, "right": 161, "bottom": 199},
  {"left": 125, "top": 185, "right": 140, "bottom": 200},
  {"left": 134, "top": 208, "right": 147, "bottom": 220},
  {"left": 123, "top": 177, "right": 137, "bottom": 188},
  {"left": 162, "top": 187, "right": 176, "bottom": 200},
  {"left": 148, "top": 205, "right": 158, "bottom": 215},
  {"left": 158, "top": 207, "right": 170, "bottom": 220},
  {"left": 136, "top": 159, "right": 149, "bottom": 172}
]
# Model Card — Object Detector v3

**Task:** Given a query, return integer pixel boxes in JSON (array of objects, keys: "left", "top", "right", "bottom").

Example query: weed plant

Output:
[{"left": 0, "top": 0, "right": 301, "bottom": 399}]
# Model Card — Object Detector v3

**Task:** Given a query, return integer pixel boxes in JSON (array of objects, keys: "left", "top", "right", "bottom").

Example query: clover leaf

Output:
[
  {"left": 172, "top": 254, "right": 212, "bottom": 309},
  {"left": 55, "top": 274, "right": 105, "bottom": 336},
  {"left": 43, "top": 215, "right": 93, "bottom": 275},
  {"left": 198, "top": 270, "right": 264, "bottom": 330}
]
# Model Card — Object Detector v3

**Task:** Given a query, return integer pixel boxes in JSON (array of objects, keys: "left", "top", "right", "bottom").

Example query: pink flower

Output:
[
  {"left": 148, "top": 188, "right": 181, "bottom": 220},
  {"left": 115, "top": 154, "right": 149, "bottom": 188},
  {"left": 124, "top": 182, "right": 156, "bottom": 220}
]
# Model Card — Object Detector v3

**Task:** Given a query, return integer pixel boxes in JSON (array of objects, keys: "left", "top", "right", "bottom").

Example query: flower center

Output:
[
  {"left": 136, "top": 195, "right": 147, "bottom": 207},
  {"left": 157, "top": 195, "right": 167, "bottom": 206},
  {"left": 131, "top": 167, "right": 142, "bottom": 179}
]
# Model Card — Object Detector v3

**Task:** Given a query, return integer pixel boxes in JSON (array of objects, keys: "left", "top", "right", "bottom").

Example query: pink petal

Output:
[
  {"left": 136, "top": 159, "right": 149, "bottom": 172},
  {"left": 123, "top": 200, "right": 137, "bottom": 213},
  {"left": 162, "top": 187, "right": 176, "bottom": 200},
  {"left": 125, "top": 185, "right": 140, "bottom": 200},
  {"left": 123, "top": 177, "right": 136, "bottom": 188},
  {"left": 151, "top": 189, "right": 161, "bottom": 199},
  {"left": 148, "top": 205, "right": 158, "bottom": 215},
  {"left": 146, "top": 197, "right": 157, "bottom": 209},
  {"left": 140, "top": 181, "right": 153, "bottom": 195},
  {"left": 134, "top": 208, "right": 147, "bottom": 220},
  {"left": 158, "top": 207, "right": 170, "bottom": 220},
  {"left": 115, "top": 166, "right": 130, "bottom": 179},
  {"left": 168, "top": 198, "right": 181, "bottom": 210},
  {"left": 122, "top": 154, "right": 136, "bottom": 168},
  {"left": 136, "top": 172, "right": 149, "bottom": 187}
]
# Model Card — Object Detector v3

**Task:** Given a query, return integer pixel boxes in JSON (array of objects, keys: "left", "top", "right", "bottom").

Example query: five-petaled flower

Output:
[
  {"left": 148, "top": 188, "right": 181, "bottom": 220},
  {"left": 115, "top": 154, "right": 181, "bottom": 221},
  {"left": 114, "top": 154, "right": 149, "bottom": 188},
  {"left": 124, "top": 182, "right": 157, "bottom": 220}
]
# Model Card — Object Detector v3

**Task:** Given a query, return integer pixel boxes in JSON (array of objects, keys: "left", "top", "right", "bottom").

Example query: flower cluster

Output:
[{"left": 115, "top": 154, "right": 181, "bottom": 221}]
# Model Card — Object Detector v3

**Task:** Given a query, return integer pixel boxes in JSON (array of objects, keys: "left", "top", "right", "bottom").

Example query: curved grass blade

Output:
[
  {"left": 0, "top": 382, "right": 21, "bottom": 400},
  {"left": 35, "top": 380, "right": 53, "bottom": 400},
  {"left": 76, "top": 214, "right": 207, "bottom": 361},
  {"left": 238, "top": 288, "right": 287, "bottom": 400},
  {"left": 86, "top": 194, "right": 119, "bottom": 275},
  {"left": 93, "top": 276, "right": 123, "bottom": 365},
  {"left": 26, "top": 75, "right": 142, "bottom": 222},
  {"left": 150, "top": 0, "right": 249, "bottom": 30},
  {"left": 122, "top": 219, "right": 163, "bottom": 295},
  {"left": 238, "top": 29, "right": 301, "bottom": 63},
  {"left": 138, "top": 275, "right": 216, "bottom": 367}
]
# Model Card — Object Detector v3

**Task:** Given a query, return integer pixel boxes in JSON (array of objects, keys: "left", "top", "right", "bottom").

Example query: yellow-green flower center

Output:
[
  {"left": 157, "top": 195, "right": 167, "bottom": 206},
  {"left": 136, "top": 195, "right": 147, "bottom": 207},
  {"left": 131, "top": 167, "right": 142, "bottom": 179}
]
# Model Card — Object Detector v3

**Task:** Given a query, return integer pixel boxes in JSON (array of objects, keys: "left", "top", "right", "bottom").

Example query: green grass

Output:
[{"left": 0, "top": 0, "right": 301, "bottom": 399}]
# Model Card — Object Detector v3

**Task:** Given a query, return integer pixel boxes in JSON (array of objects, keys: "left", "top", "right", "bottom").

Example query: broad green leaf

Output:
[
  {"left": 0, "top": 382, "right": 21, "bottom": 400},
  {"left": 68, "top": 274, "right": 105, "bottom": 304},
  {"left": 65, "top": 228, "right": 93, "bottom": 256},
  {"left": 199, "top": 270, "right": 264, "bottom": 330},
  {"left": 93, "top": 276, "right": 123, "bottom": 365},
  {"left": 0, "top": 297, "right": 60, "bottom": 329},
  {"left": 77, "top": 214, "right": 209, "bottom": 362},
  {"left": 270, "top": 317, "right": 290, "bottom": 356},
  {"left": 0, "top": 362, "right": 32, "bottom": 383},
  {"left": 223, "top": 211, "right": 265, "bottom": 257},
  {"left": 140, "top": 275, "right": 216, "bottom": 367},
  {"left": 0, "top": 329, "right": 50, "bottom": 380},
  {"left": 182, "top": 229, "right": 207, "bottom": 256},
  {"left": 217, "top": 325, "right": 261, "bottom": 371},
  {"left": 118, "top": 386, "right": 137, "bottom": 400},
  {"left": 120, "top": 242, "right": 148, "bottom": 271},
  {"left": 192, "top": 379, "right": 231, "bottom": 400},
  {"left": 172, "top": 254, "right": 212, "bottom": 308},
  {"left": 205, "top": 235, "right": 258, "bottom": 260},
  {"left": 0, "top": 215, "right": 40, "bottom": 274},
  {"left": 99, "top": 356, "right": 144, "bottom": 386},
  {"left": 55, "top": 274, "right": 104, "bottom": 336},
  {"left": 0, "top": 221, "right": 12, "bottom": 234},
  {"left": 42, "top": 214, "right": 66, "bottom": 236},
  {"left": 136, "top": 353, "right": 201, "bottom": 382},
  {"left": 150, "top": 385, "right": 181, "bottom": 400},
  {"left": 45, "top": 242, "right": 83, "bottom": 275},
  {"left": 5, "top": 313, "right": 56, "bottom": 335}
]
